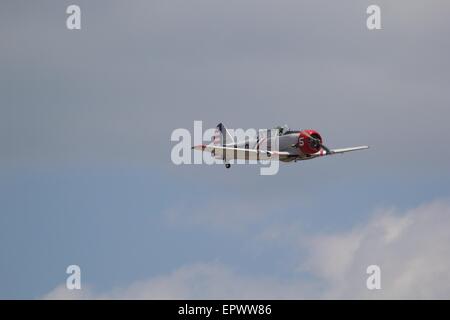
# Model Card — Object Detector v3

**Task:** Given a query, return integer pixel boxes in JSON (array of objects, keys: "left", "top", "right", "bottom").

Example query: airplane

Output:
[{"left": 192, "top": 123, "right": 369, "bottom": 168}]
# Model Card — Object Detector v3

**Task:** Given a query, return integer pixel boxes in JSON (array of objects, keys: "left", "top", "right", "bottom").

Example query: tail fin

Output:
[{"left": 213, "top": 123, "right": 235, "bottom": 146}]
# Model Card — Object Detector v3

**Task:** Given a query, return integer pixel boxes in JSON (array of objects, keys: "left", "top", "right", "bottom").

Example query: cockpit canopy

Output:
[{"left": 274, "top": 124, "right": 290, "bottom": 136}]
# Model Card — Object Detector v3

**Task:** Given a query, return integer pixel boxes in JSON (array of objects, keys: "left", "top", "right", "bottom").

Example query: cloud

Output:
[
  {"left": 2, "top": 0, "right": 450, "bottom": 172},
  {"left": 44, "top": 199, "right": 450, "bottom": 299},
  {"left": 44, "top": 262, "right": 315, "bottom": 299},
  {"left": 303, "top": 200, "right": 450, "bottom": 299},
  {"left": 43, "top": 285, "right": 95, "bottom": 300}
]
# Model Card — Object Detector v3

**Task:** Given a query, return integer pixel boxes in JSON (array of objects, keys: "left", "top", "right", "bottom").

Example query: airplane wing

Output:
[
  {"left": 192, "top": 144, "right": 291, "bottom": 160},
  {"left": 329, "top": 146, "right": 369, "bottom": 155},
  {"left": 297, "top": 145, "right": 369, "bottom": 161}
]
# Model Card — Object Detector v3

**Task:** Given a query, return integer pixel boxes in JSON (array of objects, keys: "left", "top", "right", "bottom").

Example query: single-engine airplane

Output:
[{"left": 192, "top": 123, "right": 369, "bottom": 168}]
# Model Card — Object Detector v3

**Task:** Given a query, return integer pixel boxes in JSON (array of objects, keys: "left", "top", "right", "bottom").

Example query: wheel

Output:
[{"left": 225, "top": 163, "right": 231, "bottom": 169}]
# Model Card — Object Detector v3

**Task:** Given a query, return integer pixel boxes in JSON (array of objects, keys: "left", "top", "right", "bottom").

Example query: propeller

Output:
[{"left": 301, "top": 130, "right": 333, "bottom": 155}]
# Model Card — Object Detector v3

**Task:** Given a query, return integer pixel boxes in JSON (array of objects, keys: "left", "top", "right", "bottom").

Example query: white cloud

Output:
[
  {"left": 43, "top": 285, "right": 95, "bottom": 300},
  {"left": 44, "top": 262, "right": 315, "bottom": 300},
  {"left": 44, "top": 199, "right": 450, "bottom": 299},
  {"left": 304, "top": 200, "right": 450, "bottom": 299}
]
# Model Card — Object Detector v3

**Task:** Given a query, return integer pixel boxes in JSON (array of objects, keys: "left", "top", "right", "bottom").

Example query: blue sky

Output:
[{"left": 1, "top": 0, "right": 450, "bottom": 299}]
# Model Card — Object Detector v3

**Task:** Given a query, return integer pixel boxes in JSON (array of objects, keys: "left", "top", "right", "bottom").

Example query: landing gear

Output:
[{"left": 225, "top": 163, "right": 231, "bottom": 169}]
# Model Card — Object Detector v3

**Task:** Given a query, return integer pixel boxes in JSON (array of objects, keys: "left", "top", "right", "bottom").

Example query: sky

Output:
[{"left": 1, "top": 0, "right": 450, "bottom": 299}]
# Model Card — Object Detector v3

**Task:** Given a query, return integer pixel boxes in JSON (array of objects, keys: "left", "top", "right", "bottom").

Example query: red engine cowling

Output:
[{"left": 298, "top": 130, "right": 323, "bottom": 155}]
